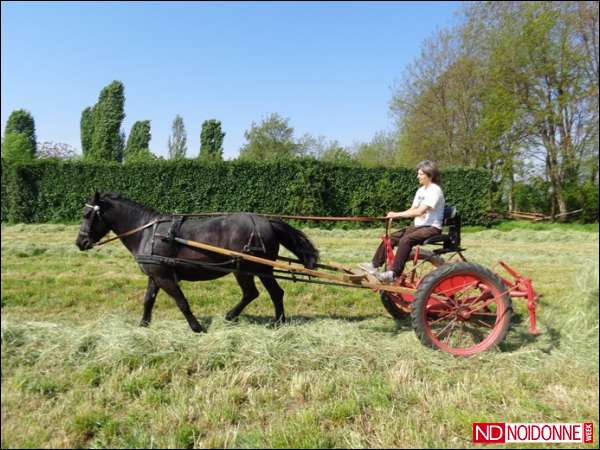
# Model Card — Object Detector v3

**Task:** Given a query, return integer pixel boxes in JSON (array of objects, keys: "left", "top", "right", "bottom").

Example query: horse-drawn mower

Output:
[
  {"left": 78, "top": 194, "right": 542, "bottom": 357},
  {"left": 169, "top": 207, "right": 542, "bottom": 356}
]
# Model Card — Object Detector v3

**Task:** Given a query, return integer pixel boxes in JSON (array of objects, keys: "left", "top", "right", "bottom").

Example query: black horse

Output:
[{"left": 75, "top": 192, "right": 319, "bottom": 332}]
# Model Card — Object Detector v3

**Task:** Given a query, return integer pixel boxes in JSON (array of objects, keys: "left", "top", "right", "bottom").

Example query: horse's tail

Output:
[{"left": 268, "top": 219, "right": 319, "bottom": 269}]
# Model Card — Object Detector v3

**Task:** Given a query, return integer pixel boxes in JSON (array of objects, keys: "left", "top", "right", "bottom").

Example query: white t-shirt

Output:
[{"left": 411, "top": 183, "right": 445, "bottom": 229}]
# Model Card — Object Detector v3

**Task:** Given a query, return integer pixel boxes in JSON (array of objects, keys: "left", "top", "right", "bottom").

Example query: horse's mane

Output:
[{"left": 99, "top": 192, "right": 160, "bottom": 217}]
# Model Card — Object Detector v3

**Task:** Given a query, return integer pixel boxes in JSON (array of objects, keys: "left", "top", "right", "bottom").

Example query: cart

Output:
[{"left": 170, "top": 206, "right": 542, "bottom": 356}]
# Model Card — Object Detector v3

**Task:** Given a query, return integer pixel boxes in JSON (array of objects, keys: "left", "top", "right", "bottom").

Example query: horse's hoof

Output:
[
  {"left": 225, "top": 312, "right": 239, "bottom": 322},
  {"left": 191, "top": 324, "right": 206, "bottom": 333},
  {"left": 139, "top": 320, "right": 150, "bottom": 328},
  {"left": 267, "top": 319, "right": 286, "bottom": 329}
]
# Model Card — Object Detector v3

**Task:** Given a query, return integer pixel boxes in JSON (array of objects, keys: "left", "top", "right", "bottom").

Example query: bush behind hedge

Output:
[{"left": 1, "top": 159, "right": 491, "bottom": 225}]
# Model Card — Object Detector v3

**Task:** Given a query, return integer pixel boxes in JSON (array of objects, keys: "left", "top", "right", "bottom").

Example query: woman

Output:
[{"left": 359, "top": 160, "right": 445, "bottom": 283}]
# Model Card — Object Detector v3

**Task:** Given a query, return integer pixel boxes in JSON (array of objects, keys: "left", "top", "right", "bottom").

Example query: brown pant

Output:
[{"left": 372, "top": 226, "right": 441, "bottom": 275}]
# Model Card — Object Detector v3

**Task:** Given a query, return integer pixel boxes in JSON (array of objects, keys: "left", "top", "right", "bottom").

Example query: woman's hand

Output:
[{"left": 386, "top": 211, "right": 402, "bottom": 219}]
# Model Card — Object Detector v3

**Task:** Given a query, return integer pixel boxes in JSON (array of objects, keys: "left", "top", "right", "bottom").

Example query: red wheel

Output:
[
  {"left": 411, "top": 262, "right": 512, "bottom": 356},
  {"left": 380, "top": 249, "right": 445, "bottom": 319}
]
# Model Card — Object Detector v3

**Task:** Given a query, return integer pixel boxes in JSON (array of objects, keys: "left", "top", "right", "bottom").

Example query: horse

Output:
[{"left": 75, "top": 191, "right": 319, "bottom": 332}]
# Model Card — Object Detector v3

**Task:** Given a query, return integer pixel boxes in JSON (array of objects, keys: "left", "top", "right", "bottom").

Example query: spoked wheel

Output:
[
  {"left": 380, "top": 249, "right": 445, "bottom": 320},
  {"left": 411, "top": 262, "right": 513, "bottom": 356}
]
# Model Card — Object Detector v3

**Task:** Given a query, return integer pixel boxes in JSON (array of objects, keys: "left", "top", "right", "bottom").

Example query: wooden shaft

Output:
[
  {"left": 385, "top": 218, "right": 393, "bottom": 238},
  {"left": 174, "top": 237, "right": 419, "bottom": 296}
]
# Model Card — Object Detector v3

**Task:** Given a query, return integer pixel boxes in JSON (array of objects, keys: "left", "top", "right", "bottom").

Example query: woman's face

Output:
[{"left": 417, "top": 169, "right": 431, "bottom": 185}]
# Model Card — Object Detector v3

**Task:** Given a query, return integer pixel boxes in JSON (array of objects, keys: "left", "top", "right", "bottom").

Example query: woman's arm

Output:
[{"left": 387, "top": 204, "right": 430, "bottom": 219}]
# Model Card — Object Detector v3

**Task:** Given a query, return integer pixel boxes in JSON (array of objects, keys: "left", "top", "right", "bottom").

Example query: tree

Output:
[
  {"left": 320, "top": 145, "right": 354, "bottom": 164},
  {"left": 239, "top": 113, "right": 300, "bottom": 161},
  {"left": 298, "top": 134, "right": 354, "bottom": 163},
  {"left": 168, "top": 115, "right": 187, "bottom": 160},
  {"left": 478, "top": 2, "right": 598, "bottom": 218},
  {"left": 123, "top": 148, "right": 158, "bottom": 163},
  {"left": 89, "top": 80, "right": 126, "bottom": 162},
  {"left": 80, "top": 106, "right": 95, "bottom": 158},
  {"left": 117, "top": 130, "right": 126, "bottom": 163},
  {"left": 199, "top": 119, "right": 225, "bottom": 161},
  {"left": 124, "top": 120, "right": 152, "bottom": 162},
  {"left": 37, "top": 141, "right": 78, "bottom": 160},
  {"left": 390, "top": 29, "right": 498, "bottom": 169},
  {"left": 390, "top": 1, "right": 598, "bottom": 217},
  {"left": 1, "top": 133, "right": 35, "bottom": 161},
  {"left": 353, "top": 131, "right": 400, "bottom": 167},
  {"left": 3, "top": 109, "right": 37, "bottom": 159}
]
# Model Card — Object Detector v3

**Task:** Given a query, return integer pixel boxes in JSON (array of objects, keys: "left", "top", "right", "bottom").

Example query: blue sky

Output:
[{"left": 1, "top": 1, "right": 461, "bottom": 159}]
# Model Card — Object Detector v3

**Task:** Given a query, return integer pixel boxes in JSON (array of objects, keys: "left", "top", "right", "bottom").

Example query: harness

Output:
[
  {"left": 243, "top": 214, "right": 266, "bottom": 254},
  {"left": 80, "top": 203, "right": 267, "bottom": 271}
]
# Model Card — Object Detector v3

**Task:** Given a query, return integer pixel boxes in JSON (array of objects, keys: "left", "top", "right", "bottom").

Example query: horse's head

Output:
[{"left": 75, "top": 191, "right": 112, "bottom": 251}]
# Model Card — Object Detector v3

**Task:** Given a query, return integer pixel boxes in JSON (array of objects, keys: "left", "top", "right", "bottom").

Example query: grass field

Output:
[{"left": 1, "top": 223, "right": 598, "bottom": 448}]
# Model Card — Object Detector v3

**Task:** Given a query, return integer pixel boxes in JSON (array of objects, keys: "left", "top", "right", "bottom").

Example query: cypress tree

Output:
[
  {"left": 124, "top": 120, "right": 152, "bottom": 161},
  {"left": 117, "top": 130, "right": 126, "bottom": 163},
  {"left": 80, "top": 106, "right": 95, "bottom": 158},
  {"left": 199, "top": 119, "right": 225, "bottom": 161},
  {"left": 91, "top": 80, "right": 125, "bottom": 162},
  {"left": 168, "top": 115, "right": 187, "bottom": 159},
  {"left": 1, "top": 133, "right": 35, "bottom": 161},
  {"left": 3, "top": 109, "right": 37, "bottom": 159}
]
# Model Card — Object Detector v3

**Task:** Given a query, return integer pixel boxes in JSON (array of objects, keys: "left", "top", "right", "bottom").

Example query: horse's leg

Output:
[
  {"left": 154, "top": 276, "right": 205, "bottom": 333},
  {"left": 139, "top": 277, "right": 159, "bottom": 327},
  {"left": 225, "top": 273, "right": 260, "bottom": 321},
  {"left": 259, "top": 271, "right": 286, "bottom": 324}
]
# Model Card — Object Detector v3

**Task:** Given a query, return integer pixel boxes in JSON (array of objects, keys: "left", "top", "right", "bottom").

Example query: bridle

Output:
[
  {"left": 78, "top": 203, "right": 158, "bottom": 248},
  {"left": 78, "top": 203, "right": 103, "bottom": 239}
]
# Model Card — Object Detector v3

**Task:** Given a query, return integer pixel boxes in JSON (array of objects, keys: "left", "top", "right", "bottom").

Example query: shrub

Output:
[{"left": 1, "top": 159, "right": 491, "bottom": 225}]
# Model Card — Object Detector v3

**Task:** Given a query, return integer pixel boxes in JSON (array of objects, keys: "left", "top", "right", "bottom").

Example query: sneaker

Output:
[
  {"left": 376, "top": 270, "right": 396, "bottom": 283},
  {"left": 358, "top": 262, "right": 378, "bottom": 275}
]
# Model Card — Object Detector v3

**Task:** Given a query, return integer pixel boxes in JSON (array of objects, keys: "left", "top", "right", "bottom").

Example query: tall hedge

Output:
[{"left": 1, "top": 159, "right": 491, "bottom": 225}]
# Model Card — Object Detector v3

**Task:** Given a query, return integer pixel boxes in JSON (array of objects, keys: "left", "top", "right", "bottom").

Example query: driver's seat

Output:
[{"left": 422, "top": 205, "right": 462, "bottom": 254}]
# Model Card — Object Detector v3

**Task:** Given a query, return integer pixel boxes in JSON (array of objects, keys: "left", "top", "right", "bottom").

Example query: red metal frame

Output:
[
  {"left": 383, "top": 234, "right": 395, "bottom": 269},
  {"left": 380, "top": 233, "right": 541, "bottom": 336},
  {"left": 495, "top": 260, "right": 542, "bottom": 335}
]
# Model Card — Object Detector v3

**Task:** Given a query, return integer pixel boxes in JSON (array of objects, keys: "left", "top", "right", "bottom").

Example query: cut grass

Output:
[{"left": 1, "top": 224, "right": 598, "bottom": 448}]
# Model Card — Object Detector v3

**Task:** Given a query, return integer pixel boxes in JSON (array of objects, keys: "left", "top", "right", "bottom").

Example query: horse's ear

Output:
[{"left": 93, "top": 191, "right": 100, "bottom": 203}]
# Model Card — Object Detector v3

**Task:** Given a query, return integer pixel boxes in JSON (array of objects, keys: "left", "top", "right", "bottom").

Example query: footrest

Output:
[
  {"left": 327, "top": 261, "right": 362, "bottom": 273},
  {"left": 346, "top": 273, "right": 367, "bottom": 283},
  {"left": 363, "top": 272, "right": 380, "bottom": 286}
]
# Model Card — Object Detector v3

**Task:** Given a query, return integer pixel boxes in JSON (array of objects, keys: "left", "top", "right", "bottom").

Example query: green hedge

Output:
[{"left": 1, "top": 159, "right": 491, "bottom": 225}]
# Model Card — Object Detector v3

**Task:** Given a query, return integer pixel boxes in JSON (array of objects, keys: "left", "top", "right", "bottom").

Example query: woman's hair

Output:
[{"left": 416, "top": 160, "right": 441, "bottom": 184}]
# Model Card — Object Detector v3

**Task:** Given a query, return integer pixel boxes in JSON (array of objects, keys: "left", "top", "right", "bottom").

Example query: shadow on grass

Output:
[
  {"left": 200, "top": 312, "right": 563, "bottom": 355},
  {"left": 226, "top": 313, "right": 383, "bottom": 326},
  {"left": 215, "top": 313, "right": 414, "bottom": 335},
  {"left": 498, "top": 312, "right": 562, "bottom": 353}
]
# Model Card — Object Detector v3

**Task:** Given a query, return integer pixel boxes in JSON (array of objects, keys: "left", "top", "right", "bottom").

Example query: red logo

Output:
[
  {"left": 584, "top": 423, "right": 594, "bottom": 444},
  {"left": 473, "top": 423, "right": 505, "bottom": 443},
  {"left": 473, "top": 422, "right": 594, "bottom": 444}
]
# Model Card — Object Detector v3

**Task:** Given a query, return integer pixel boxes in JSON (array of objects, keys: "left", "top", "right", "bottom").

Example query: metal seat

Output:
[{"left": 422, "top": 205, "right": 462, "bottom": 253}]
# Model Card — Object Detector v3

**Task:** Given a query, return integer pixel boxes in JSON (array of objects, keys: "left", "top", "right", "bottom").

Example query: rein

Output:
[
  {"left": 85, "top": 210, "right": 393, "bottom": 248},
  {"left": 91, "top": 219, "right": 159, "bottom": 247},
  {"left": 173, "top": 212, "right": 390, "bottom": 222}
]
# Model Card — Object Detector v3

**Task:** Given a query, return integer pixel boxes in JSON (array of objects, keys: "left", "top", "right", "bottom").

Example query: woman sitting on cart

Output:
[{"left": 359, "top": 160, "right": 445, "bottom": 283}]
